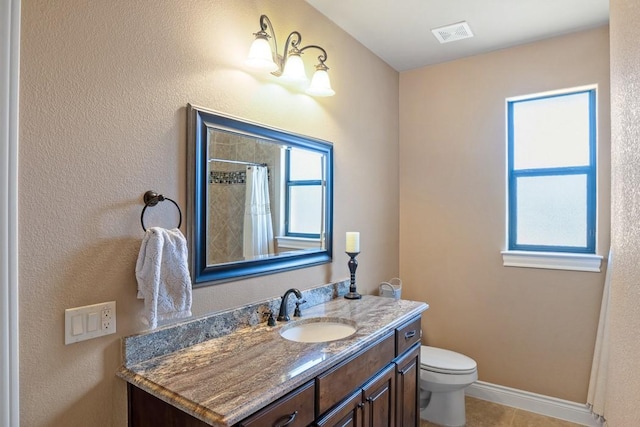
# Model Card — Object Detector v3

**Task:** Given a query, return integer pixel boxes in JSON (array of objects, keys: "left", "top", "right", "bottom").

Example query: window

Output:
[
  {"left": 285, "top": 148, "right": 324, "bottom": 238},
  {"left": 504, "top": 87, "right": 601, "bottom": 271}
]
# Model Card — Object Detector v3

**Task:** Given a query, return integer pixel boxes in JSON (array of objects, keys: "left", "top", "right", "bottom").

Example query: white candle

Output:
[{"left": 346, "top": 232, "right": 360, "bottom": 253}]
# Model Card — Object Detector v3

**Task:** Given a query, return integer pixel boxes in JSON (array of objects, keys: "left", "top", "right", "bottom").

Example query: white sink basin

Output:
[{"left": 280, "top": 318, "right": 357, "bottom": 343}]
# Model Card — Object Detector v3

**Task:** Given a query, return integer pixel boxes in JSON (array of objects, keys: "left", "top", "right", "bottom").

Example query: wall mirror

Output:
[{"left": 187, "top": 104, "right": 333, "bottom": 286}]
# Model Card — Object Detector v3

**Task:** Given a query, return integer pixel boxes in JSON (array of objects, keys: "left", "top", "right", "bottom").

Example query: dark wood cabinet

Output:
[
  {"left": 362, "top": 364, "right": 395, "bottom": 427},
  {"left": 395, "top": 317, "right": 421, "bottom": 356},
  {"left": 127, "top": 315, "right": 423, "bottom": 427},
  {"left": 128, "top": 383, "right": 209, "bottom": 427},
  {"left": 239, "top": 381, "right": 315, "bottom": 427},
  {"left": 316, "top": 389, "right": 362, "bottom": 427},
  {"left": 394, "top": 344, "right": 420, "bottom": 427},
  {"left": 317, "top": 364, "right": 395, "bottom": 427},
  {"left": 316, "top": 332, "right": 395, "bottom": 415}
]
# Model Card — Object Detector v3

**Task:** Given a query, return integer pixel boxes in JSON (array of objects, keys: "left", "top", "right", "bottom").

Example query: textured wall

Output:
[
  {"left": 606, "top": 0, "right": 640, "bottom": 424},
  {"left": 18, "top": 1, "right": 399, "bottom": 425},
  {"left": 399, "top": 27, "right": 610, "bottom": 402}
]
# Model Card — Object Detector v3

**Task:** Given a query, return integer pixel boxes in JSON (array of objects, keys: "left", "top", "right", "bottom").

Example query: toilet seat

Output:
[{"left": 420, "top": 346, "right": 477, "bottom": 375}]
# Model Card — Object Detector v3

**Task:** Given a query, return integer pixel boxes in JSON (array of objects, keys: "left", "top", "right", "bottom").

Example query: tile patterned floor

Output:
[{"left": 420, "top": 396, "right": 583, "bottom": 427}]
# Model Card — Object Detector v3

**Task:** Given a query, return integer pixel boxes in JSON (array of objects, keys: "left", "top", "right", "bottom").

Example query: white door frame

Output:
[{"left": 1, "top": 0, "right": 20, "bottom": 425}]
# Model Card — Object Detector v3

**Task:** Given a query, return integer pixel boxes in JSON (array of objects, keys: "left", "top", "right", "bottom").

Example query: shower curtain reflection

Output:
[{"left": 243, "top": 165, "right": 275, "bottom": 259}]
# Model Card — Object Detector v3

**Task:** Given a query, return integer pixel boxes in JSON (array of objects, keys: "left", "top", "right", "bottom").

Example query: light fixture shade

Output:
[
  {"left": 245, "top": 36, "right": 278, "bottom": 72},
  {"left": 306, "top": 68, "right": 335, "bottom": 97},
  {"left": 280, "top": 53, "right": 308, "bottom": 84}
]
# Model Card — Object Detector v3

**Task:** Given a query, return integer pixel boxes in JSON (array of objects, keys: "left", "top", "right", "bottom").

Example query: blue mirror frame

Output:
[{"left": 186, "top": 104, "right": 333, "bottom": 286}]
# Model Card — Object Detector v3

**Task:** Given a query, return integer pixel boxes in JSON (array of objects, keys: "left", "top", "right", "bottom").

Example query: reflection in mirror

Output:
[{"left": 187, "top": 104, "right": 333, "bottom": 286}]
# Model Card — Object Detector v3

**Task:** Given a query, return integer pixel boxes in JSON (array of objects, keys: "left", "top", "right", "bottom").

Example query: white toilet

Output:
[{"left": 419, "top": 346, "right": 478, "bottom": 427}]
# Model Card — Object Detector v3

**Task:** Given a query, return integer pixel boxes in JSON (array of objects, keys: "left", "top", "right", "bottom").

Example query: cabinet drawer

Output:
[
  {"left": 396, "top": 316, "right": 421, "bottom": 356},
  {"left": 239, "top": 381, "right": 315, "bottom": 427},
  {"left": 316, "top": 331, "right": 395, "bottom": 415}
]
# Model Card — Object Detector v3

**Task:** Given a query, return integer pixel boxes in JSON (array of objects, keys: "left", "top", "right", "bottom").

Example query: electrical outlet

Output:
[
  {"left": 101, "top": 306, "right": 115, "bottom": 334},
  {"left": 65, "top": 301, "right": 116, "bottom": 344}
]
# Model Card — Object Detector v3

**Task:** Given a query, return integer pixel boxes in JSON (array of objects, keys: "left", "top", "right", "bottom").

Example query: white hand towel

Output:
[{"left": 135, "top": 227, "right": 192, "bottom": 329}]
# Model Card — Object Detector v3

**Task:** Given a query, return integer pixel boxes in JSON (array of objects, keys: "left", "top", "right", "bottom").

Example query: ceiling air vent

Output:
[{"left": 431, "top": 21, "right": 474, "bottom": 44}]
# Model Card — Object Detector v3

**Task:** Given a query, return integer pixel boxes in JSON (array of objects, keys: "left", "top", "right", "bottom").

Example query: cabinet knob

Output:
[{"left": 273, "top": 411, "right": 297, "bottom": 427}]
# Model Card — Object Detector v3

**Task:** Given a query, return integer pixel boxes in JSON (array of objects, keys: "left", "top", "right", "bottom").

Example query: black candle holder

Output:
[{"left": 344, "top": 251, "right": 362, "bottom": 300}]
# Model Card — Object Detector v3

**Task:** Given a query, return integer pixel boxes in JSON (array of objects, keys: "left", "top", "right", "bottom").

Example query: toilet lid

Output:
[{"left": 420, "top": 346, "right": 477, "bottom": 374}]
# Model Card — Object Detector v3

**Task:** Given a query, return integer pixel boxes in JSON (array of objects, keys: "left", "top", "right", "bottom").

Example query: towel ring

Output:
[{"left": 140, "top": 190, "right": 182, "bottom": 232}]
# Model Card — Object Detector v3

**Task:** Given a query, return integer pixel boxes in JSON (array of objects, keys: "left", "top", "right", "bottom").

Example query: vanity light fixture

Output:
[{"left": 245, "top": 14, "right": 336, "bottom": 97}]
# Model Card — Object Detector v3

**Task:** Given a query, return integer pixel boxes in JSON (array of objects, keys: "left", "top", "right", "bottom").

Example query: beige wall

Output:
[
  {"left": 19, "top": 1, "right": 399, "bottom": 425},
  {"left": 399, "top": 27, "right": 610, "bottom": 403},
  {"left": 606, "top": 0, "right": 640, "bottom": 424}
]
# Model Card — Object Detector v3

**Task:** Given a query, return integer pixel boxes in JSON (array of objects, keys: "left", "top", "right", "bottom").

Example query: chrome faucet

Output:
[{"left": 277, "top": 288, "right": 303, "bottom": 321}]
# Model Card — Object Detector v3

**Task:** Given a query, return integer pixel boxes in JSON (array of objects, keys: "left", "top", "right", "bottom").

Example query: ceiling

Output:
[{"left": 305, "top": 0, "right": 610, "bottom": 72}]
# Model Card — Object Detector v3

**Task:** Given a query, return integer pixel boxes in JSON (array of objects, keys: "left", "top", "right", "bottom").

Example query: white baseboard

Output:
[{"left": 466, "top": 381, "right": 604, "bottom": 427}]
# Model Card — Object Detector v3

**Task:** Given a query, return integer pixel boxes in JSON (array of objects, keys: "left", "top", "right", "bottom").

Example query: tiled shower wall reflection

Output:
[{"left": 207, "top": 130, "right": 280, "bottom": 265}]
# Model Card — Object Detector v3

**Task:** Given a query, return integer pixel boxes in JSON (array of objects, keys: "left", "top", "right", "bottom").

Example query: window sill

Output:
[
  {"left": 501, "top": 251, "right": 603, "bottom": 272},
  {"left": 276, "top": 236, "right": 322, "bottom": 251}
]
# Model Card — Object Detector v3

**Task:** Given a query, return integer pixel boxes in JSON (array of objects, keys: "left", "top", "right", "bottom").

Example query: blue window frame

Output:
[
  {"left": 285, "top": 148, "right": 324, "bottom": 238},
  {"left": 507, "top": 88, "right": 596, "bottom": 253}
]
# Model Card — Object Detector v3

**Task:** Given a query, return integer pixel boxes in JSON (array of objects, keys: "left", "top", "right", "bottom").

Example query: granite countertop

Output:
[{"left": 117, "top": 295, "right": 428, "bottom": 426}]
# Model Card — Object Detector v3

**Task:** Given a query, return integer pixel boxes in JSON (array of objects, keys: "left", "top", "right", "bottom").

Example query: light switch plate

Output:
[
  {"left": 87, "top": 312, "right": 99, "bottom": 332},
  {"left": 64, "top": 301, "right": 116, "bottom": 344}
]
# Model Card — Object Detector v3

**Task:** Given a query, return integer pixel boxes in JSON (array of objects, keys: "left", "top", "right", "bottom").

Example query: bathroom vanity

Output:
[{"left": 118, "top": 293, "right": 427, "bottom": 427}]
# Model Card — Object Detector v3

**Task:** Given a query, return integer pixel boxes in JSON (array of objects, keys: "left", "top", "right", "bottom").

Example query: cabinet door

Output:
[
  {"left": 395, "top": 344, "right": 420, "bottom": 427},
  {"left": 316, "top": 389, "right": 363, "bottom": 427},
  {"left": 361, "top": 364, "right": 395, "bottom": 427}
]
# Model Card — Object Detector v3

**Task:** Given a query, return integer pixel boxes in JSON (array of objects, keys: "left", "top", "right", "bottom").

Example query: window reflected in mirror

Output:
[{"left": 285, "top": 148, "right": 325, "bottom": 237}]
